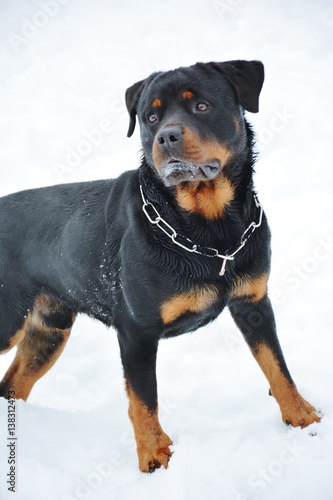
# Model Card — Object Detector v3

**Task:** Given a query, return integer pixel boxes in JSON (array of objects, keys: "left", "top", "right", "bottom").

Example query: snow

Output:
[{"left": 0, "top": 0, "right": 333, "bottom": 498}]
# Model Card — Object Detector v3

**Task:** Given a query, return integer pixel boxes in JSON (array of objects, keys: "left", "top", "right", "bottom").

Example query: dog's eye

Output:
[
  {"left": 196, "top": 102, "right": 209, "bottom": 112},
  {"left": 147, "top": 113, "right": 158, "bottom": 123}
]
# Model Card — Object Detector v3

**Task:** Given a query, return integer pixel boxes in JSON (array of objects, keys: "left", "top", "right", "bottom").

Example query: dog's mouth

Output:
[{"left": 161, "top": 159, "right": 220, "bottom": 187}]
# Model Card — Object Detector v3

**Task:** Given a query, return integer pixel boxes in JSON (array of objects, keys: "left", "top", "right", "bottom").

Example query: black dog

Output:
[{"left": 0, "top": 59, "right": 320, "bottom": 472}]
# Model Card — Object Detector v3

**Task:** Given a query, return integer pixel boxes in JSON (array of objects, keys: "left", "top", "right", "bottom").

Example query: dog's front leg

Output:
[
  {"left": 228, "top": 293, "right": 320, "bottom": 428},
  {"left": 118, "top": 334, "right": 173, "bottom": 472}
]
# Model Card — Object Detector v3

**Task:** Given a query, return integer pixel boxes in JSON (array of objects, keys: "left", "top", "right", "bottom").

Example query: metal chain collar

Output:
[{"left": 140, "top": 184, "right": 263, "bottom": 277}]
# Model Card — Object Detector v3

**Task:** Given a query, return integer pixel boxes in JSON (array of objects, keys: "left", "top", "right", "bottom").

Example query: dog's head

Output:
[{"left": 125, "top": 60, "right": 264, "bottom": 188}]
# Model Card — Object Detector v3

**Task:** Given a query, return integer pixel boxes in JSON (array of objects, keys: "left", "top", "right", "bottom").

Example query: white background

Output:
[{"left": 0, "top": 1, "right": 332, "bottom": 499}]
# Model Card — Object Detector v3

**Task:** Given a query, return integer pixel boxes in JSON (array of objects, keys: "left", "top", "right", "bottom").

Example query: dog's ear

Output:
[
  {"left": 211, "top": 60, "right": 264, "bottom": 113},
  {"left": 125, "top": 79, "right": 147, "bottom": 137}
]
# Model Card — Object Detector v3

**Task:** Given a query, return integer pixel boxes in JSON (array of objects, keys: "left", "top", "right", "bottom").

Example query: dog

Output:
[{"left": 0, "top": 59, "right": 320, "bottom": 472}]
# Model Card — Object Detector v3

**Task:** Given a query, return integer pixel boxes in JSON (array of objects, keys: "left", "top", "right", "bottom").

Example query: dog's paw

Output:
[
  {"left": 137, "top": 434, "right": 173, "bottom": 473},
  {"left": 282, "top": 398, "right": 321, "bottom": 428}
]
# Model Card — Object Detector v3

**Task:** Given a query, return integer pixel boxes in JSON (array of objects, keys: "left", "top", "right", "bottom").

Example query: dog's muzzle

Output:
[{"left": 161, "top": 160, "right": 220, "bottom": 186}]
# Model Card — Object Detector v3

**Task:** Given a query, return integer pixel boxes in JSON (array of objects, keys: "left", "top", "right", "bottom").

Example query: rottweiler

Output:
[{"left": 0, "top": 59, "right": 320, "bottom": 472}]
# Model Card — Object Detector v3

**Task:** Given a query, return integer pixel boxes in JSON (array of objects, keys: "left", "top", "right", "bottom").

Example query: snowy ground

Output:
[{"left": 0, "top": 1, "right": 333, "bottom": 499}]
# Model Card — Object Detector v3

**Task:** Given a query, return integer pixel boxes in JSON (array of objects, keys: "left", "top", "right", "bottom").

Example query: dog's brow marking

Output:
[
  {"left": 161, "top": 286, "right": 218, "bottom": 324},
  {"left": 152, "top": 98, "right": 162, "bottom": 108},
  {"left": 182, "top": 90, "right": 194, "bottom": 100}
]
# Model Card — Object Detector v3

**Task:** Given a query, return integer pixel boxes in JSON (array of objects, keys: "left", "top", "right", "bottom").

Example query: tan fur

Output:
[
  {"left": 179, "top": 128, "right": 232, "bottom": 169},
  {"left": 230, "top": 273, "right": 268, "bottom": 302},
  {"left": 254, "top": 344, "right": 320, "bottom": 428},
  {"left": 152, "top": 138, "right": 164, "bottom": 171},
  {"left": 176, "top": 176, "right": 234, "bottom": 219},
  {"left": 152, "top": 127, "right": 233, "bottom": 175},
  {"left": 126, "top": 384, "right": 173, "bottom": 472},
  {"left": 161, "top": 286, "right": 218, "bottom": 325},
  {"left": 152, "top": 98, "right": 162, "bottom": 108},
  {"left": 152, "top": 126, "right": 235, "bottom": 219},
  {"left": 0, "top": 295, "right": 74, "bottom": 400},
  {"left": 182, "top": 90, "right": 194, "bottom": 100}
]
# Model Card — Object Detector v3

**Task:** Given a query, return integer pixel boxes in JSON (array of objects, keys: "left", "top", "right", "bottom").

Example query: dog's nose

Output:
[{"left": 157, "top": 126, "right": 182, "bottom": 149}]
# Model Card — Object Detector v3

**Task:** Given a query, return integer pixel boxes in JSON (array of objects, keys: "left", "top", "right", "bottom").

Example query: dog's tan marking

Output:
[
  {"left": 181, "top": 128, "right": 233, "bottom": 169},
  {"left": 126, "top": 384, "right": 173, "bottom": 472},
  {"left": 176, "top": 175, "right": 234, "bottom": 219},
  {"left": 152, "top": 126, "right": 235, "bottom": 219},
  {"left": 161, "top": 286, "right": 218, "bottom": 325},
  {"left": 0, "top": 324, "right": 71, "bottom": 401},
  {"left": 152, "top": 138, "right": 164, "bottom": 171},
  {"left": 182, "top": 90, "right": 194, "bottom": 100},
  {"left": 152, "top": 98, "right": 162, "bottom": 108},
  {"left": 230, "top": 273, "right": 268, "bottom": 303},
  {"left": 0, "top": 295, "right": 75, "bottom": 400},
  {"left": 254, "top": 344, "right": 320, "bottom": 428},
  {"left": 152, "top": 127, "right": 233, "bottom": 176}
]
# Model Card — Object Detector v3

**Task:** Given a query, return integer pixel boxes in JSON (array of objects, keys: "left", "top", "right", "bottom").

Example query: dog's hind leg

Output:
[{"left": 0, "top": 295, "right": 76, "bottom": 400}]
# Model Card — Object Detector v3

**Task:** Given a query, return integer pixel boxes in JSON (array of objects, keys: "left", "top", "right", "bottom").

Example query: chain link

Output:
[{"left": 140, "top": 185, "right": 263, "bottom": 276}]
